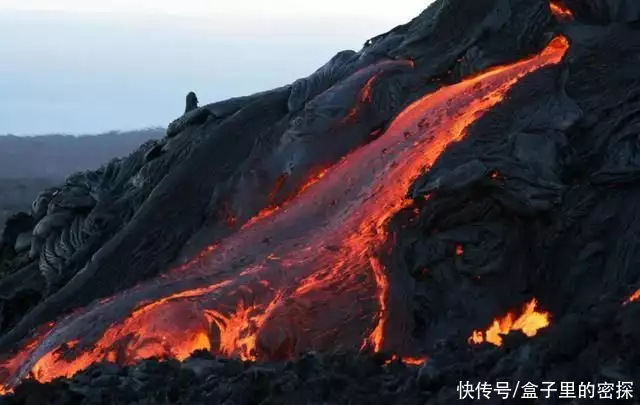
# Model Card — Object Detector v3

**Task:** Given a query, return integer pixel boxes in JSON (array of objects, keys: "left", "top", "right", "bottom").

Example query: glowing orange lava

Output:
[
  {"left": 468, "top": 299, "right": 551, "bottom": 347},
  {"left": 401, "top": 356, "right": 427, "bottom": 366},
  {"left": 384, "top": 355, "right": 428, "bottom": 366},
  {"left": 341, "top": 69, "right": 389, "bottom": 123},
  {"left": 550, "top": 1, "right": 574, "bottom": 21},
  {"left": 359, "top": 75, "right": 378, "bottom": 104},
  {"left": 364, "top": 257, "right": 390, "bottom": 352},
  {"left": 624, "top": 288, "right": 640, "bottom": 305},
  {"left": 0, "top": 36, "right": 569, "bottom": 392},
  {"left": 172, "top": 243, "right": 219, "bottom": 274},
  {"left": 241, "top": 168, "right": 330, "bottom": 230},
  {"left": 205, "top": 292, "right": 283, "bottom": 361},
  {"left": 345, "top": 73, "right": 379, "bottom": 120}
]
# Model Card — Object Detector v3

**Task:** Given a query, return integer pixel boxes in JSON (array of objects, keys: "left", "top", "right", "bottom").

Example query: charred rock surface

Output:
[
  {"left": 0, "top": 351, "right": 429, "bottom": 405},
  {"left": 1, "top": 0, "right": 640, "bottom": 403}
]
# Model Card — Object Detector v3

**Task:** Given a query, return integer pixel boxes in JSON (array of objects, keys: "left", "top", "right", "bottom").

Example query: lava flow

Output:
[
  {"left": 0, "top": 36, "right": 569, "bottom": 392},
  {"left": 549, "top": 1, "right": 574, "bottom": 21},
  {"left": 468, "top": 299, "right": 551, "bottom": 347},
  {"left": 624, "top": 288, "right": 640, "bottom": 305},
  {"left": 385, "top": 355, "right": 428, "bottom": 366}
]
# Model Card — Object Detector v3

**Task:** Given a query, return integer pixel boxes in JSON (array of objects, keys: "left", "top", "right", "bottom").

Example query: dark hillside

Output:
[
  {"left": 0, "top": 129, "right": 164, "bottom": 229},
  {"left": 0, "top": 129, "right": 164, "bottom": 179}
]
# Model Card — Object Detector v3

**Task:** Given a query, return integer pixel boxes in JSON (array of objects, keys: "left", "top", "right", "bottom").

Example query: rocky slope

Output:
[
  {"left": 0, "top": 0, "right": 639, "bottom": 404},
  {"left": 0, "top": 129, "right": 164, "bottom": 236}
]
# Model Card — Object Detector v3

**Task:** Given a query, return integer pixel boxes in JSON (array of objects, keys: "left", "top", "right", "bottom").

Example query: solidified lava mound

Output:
[{"left": 1, "top": 0, "right": 640, "bottom": 403}]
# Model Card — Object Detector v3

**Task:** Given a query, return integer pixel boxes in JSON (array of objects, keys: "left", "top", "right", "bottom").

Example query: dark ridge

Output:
[{"left": 0, "top": 0, "right": 639, "bottom": 404}]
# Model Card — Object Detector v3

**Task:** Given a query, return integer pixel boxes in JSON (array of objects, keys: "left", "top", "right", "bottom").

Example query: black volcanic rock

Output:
[
  {"left": 564, "top": 0, "right": 640, "bottom": 24},
  {"left": 185, "top": 91, "right": 199, "bottom": 114},
  {"left": 0, "top": 352, "right": 429, "bottom": 405},
  {"left": 1, "top": 0, "right": 640, "bottom": 404}
]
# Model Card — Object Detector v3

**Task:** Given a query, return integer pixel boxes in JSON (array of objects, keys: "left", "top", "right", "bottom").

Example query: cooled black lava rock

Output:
[
  {"left": 1, "top": 0, "right": 640, "bottom": 404},
  {"left": 185, "top": 92, "right": 199, "bottom": 114},
  {"left": 0, "top": 352, "right": 426, "bottom": 405}
]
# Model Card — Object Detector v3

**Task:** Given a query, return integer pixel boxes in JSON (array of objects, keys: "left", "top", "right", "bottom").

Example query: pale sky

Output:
[
  {"left": 2, "top": 0, "right": 428, "bottom": 19},
  {"left": 0, "top": 1, "right": 433, "bottom": 135}
]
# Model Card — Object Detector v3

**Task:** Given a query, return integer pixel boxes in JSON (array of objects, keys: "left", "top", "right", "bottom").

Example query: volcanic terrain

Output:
[{"left": 0, "top": 0, "right": 639, "bottom": 404}]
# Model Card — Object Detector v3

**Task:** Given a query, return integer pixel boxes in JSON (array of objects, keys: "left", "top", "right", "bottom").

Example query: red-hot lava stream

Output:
[{"left": 0, "top": 36, "right": 569, "bottom": 392}]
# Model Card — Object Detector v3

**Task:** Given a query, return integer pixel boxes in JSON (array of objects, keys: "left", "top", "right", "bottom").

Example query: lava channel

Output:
[{"left": 0, "top": 36, "right": 569, "bottom": 392}]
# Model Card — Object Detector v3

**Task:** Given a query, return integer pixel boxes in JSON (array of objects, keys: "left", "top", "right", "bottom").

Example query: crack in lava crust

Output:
[{"left": 0, "top": 36, "right": 569, "bottom": 392}]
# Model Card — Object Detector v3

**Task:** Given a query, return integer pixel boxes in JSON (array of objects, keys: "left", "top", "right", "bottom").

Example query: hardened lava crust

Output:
[{"left": 0, "top": 0, "right": 639, "bottom": 404}]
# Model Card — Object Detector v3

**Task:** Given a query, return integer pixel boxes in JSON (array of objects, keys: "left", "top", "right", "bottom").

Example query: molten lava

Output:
[
  {"left": 624, "top": 288, "right": 640, "bottom": 305},
  {"left": 468, "top": 299, "right": 551, "bottom": 347},
  {"left": 549, "top": 1, "right": 574, "bottom": 21},
  {"left": 242, "top": 168, "right": 329, "bottom": 230},
  {"left": 0, "top": 36, "right": 569, "bottom": 392},
  {"left": 341, "top": 62, "right": 403, "bottom": 124},
  {"left": 384, "top": 355, "right": 428, "bottom": 366},
  {"left": 205, "top": 292, "right": 284, "bottom": 361},
  {"left": 363, "top": 257, "right": 390, "bottom": 352}
]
